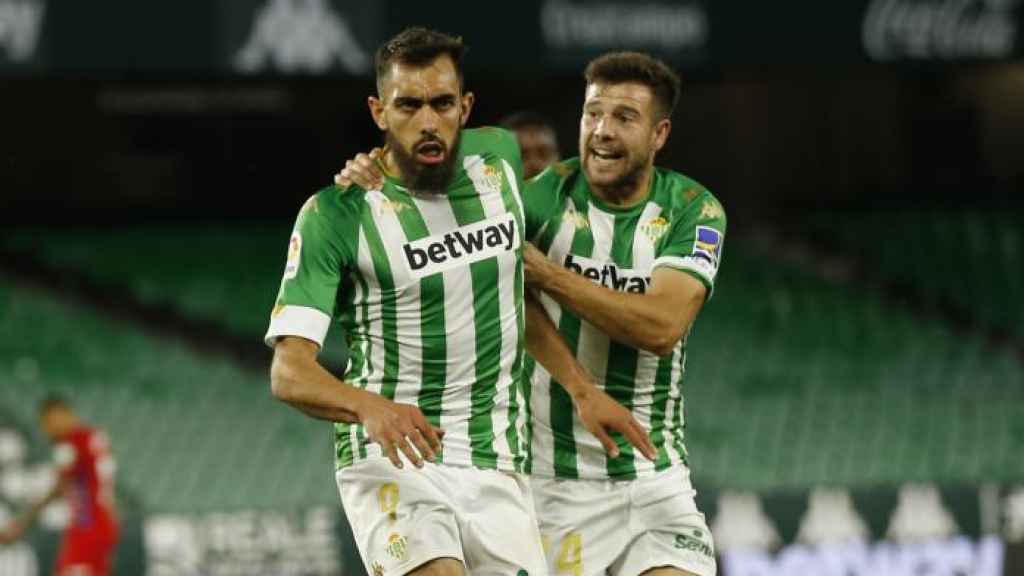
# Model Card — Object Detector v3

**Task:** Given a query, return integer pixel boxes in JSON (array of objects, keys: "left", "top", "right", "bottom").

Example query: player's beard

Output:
[
  {"left": 387, "top": 131, "right": 461, "bottom": 195},
  {"left": 584, "top": 144, "right": 651, "bottom": 203}
]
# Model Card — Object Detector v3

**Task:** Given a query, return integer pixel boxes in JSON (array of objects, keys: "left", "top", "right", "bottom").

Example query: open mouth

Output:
[
  {"left": 589, "top": 147, "right": 624, "bottom": 164},
  {"left": 415, "top": 141, "right": 446, "bottom": 165}
]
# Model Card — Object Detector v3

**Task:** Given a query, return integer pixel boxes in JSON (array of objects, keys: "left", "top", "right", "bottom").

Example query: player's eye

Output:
[
  {"left": 432, "top": 98, "right": 456, "bottom": 111},
  {"left": 396, "top": 100, "right": 421, "bottom": 112}
]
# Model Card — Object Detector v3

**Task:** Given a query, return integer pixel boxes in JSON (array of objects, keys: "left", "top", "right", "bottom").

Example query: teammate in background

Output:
[
  {"left": 337, "top": 51, "right": 724, "bottom": 576},
  {"left": 0, "top": 397, "right": 119, "bottom": 576},
  {"left": 268, "top": 28, "right": 652, "bottom": 576},
  {"left": 500, "top": 110, "right": 560, "bottom": 179}
]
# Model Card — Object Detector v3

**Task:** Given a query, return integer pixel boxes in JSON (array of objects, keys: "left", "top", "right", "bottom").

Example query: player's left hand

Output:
[
  {"left": 574, "top": 388, "right": 658, "bottom": 461},
  {"left": 334, "top": 148, "right": 384, "bottom": 190}
]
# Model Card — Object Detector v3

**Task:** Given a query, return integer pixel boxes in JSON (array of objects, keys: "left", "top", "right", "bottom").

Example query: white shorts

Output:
[
  {"left": 531, "top": 465, "right": 717, "bottom": 576},
  {"left": 336, "top": 457, "right": 546, "bottom": 575}
]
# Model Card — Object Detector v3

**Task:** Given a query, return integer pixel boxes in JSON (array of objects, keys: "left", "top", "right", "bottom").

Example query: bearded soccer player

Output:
[
  {"left": 267, "top": 28, "right": 652, "bottom": 576},
  {"left": 337, "top": 51, "right": 724, "bottom": 576},
  {"left": 0, "top": 397, "right": 119, "bottom": 576}
]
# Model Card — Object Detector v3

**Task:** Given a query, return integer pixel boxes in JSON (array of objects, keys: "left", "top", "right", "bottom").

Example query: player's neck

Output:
[{"left": 590, "top": 165, "right": 654, "bottom": 209}]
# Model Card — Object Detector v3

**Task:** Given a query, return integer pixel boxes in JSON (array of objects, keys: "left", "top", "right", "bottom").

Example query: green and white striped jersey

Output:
[
  {"left": 265, "top": 128, "right": 529, "bottom": 473},
  {"left": 523, "top": 158, "right": 726, "bottom": 480}
]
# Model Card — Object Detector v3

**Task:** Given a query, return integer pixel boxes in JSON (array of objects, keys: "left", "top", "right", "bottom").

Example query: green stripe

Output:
[
  {"left": 361, "top": 203, "right": 400, "bottom": 401},
  {"left": 551, "top": 193, "right": 594, "bottom": 479},
  {"left": 391, "top": 197, "right": 448, "bottom": 462},
  {"left": 335, "top": 233, "right": 371, "bottom": 468},
  {"left": 449, "top": 185, "right": 500, "bottom": 469},
  {"left": 603, "top": 211, "right": 641, "bottom": 478},
  {"left": 649, "top": 353, "right": 675, "bottom": 470},
  {"left": 498, "top": 164, "right": 526, "bottom": 470}
]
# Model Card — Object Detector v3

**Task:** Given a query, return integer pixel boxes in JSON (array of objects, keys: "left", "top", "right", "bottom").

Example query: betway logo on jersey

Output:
[
  {"left": 403, "top": 214, "right": 519, "bottom": 279},
  {"left": 564, "top": 254, "right": 651, "bottom": 293}
]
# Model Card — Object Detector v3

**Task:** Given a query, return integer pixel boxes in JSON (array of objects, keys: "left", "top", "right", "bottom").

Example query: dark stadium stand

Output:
[
  {"left": 810, "top": 210, "right": 1024, "bottom": 339},
  {"left": 0, "top": 278, "right": 339, "bottom": 513},
  {"left": 4, "top": 226, "right": 1022, "bottom": 494}
]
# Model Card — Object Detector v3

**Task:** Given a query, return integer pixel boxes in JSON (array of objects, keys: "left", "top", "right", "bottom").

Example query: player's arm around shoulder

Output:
[{"left": 524, "top": 182, "right": 725, "bottom": 357}]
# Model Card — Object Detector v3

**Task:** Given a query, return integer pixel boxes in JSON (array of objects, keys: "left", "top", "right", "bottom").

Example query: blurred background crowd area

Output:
[{"left": 1, "top": 1, "right": 1022, "bottom": 574}]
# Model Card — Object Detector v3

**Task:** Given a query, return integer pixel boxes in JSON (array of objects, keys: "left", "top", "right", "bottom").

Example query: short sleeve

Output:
[
  {"left": 522, "top": 164, "right": 567, "bottom": 242},
  {"left": 264, "top": 193, "right": 351, "bottom": 349},
  {"left": 651, "top": 191, "right": 727, "bottom": 299}
]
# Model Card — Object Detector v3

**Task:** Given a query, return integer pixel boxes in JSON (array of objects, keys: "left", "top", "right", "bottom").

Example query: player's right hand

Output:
[
  {"left": 355, "top": 392, "right": 445, "bottom": 469},
  {"left": 334, "top": 148, "right": 385, "bottom": 190}
]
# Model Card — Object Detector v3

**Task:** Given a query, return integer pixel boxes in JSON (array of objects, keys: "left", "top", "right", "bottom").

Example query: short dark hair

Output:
[
  {"left": 375, "top": 27, "right": 467, "bottom": 94},
  {"left": 38, "top": 394, "right": 69, "bottom": 416},
  {"left": 583, "top": 52, "right": 682, "bottom": 120},
  {"left": 499, "top": 110, "right": 556, "bottom": 133}
]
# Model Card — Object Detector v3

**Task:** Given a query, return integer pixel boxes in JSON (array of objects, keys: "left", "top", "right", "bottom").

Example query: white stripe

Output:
[
  {"left": 528, "top": 216, "right": 576, "bottom": 478},
  {"left": 630, "top": 202, "right": 664, "bottom": 475},
  {"left": 355, "top": 226, "right": 386, "bottom": 460},
  {"left": 633, "top": 202, "right": 663, "bottom": 268},
  {"left": 573, "top": 203, "right": 615, "bottom": 478},
  {"left": 364, "top": 191, "right": 424, "bottom": 411},
  {"left": 412, "top": 194, "right": 475, "bottom": 467},
  {"left": 476, "top": 163, "right": 519, "bottom": 469},
  {"left": 264, "top": 305, "right": 331, "bottom": 349},
  {"left": 667, "top": 348, "right": 687, "bottom": 466}
]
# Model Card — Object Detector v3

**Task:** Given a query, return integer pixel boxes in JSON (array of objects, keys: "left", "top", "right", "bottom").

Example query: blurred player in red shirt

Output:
[{"left": 0, "top": 397, "right": 119, "bottom": 575}]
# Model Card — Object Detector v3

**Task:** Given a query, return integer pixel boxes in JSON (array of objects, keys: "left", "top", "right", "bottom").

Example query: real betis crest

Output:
[
  {"left": 385, "top": 532, "right": 408, "bottom": 561},
  {"left": 640, "top": 216, "right": 669, "bottom": 243},
  {"left": 467, "top": 158, "right": 504, "bottom": 196}
]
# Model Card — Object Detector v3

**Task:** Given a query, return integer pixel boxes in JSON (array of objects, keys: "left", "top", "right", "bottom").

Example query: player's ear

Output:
[
  {"left": 459, "top": 91, "right": 475, "bottom": 127},
  {"left": 368, "top": 96, "right": 387, "bottom": 131},
  {"left": 652, "top": 118, "right": 671, "bottom": 153}
]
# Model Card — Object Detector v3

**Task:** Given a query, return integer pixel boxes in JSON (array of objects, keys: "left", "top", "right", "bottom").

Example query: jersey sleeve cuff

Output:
[
  {"left": 651, "top": 255, "right": 716, "bottom": 300},
  {"left": 264, "top": 305, "right": 332, "bottom": 349}
]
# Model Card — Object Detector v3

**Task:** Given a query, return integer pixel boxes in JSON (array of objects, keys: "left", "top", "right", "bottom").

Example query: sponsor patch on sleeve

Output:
[
  {"left": 284, "top": 231, "right": 302, "bottom": 280},
  {"left": 693, "top": 225, "right": 722, "bottom": 265}
]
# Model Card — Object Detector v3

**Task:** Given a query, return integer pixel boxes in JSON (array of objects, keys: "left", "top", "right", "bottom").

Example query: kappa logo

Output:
[
  {"left": 699, "top": 199, "right": 724, "bottom": 220},
  {"left": 402, "top": 214, "right": 518, "bottom": 279},
  {"left": 234, "top": 0, "right": 370, "bottom": 74},
  {"left": 564, "top": 254, "right": 651, "bottom": 293},
  {"left": 378, "top": 198, "right": 410, "bottom": 215}
]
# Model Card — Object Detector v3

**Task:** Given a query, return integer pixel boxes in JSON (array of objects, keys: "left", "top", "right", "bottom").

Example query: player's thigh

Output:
[
  {"left": 407, "top": 557, "right": 465, "bottom": 576},
  {"left": 337, "top": 458, "right": 464, "bottom": 575},
  {"left": 459, "top": 470, "right": 546, "bottom": 575},
  {"left": 613, "top": 467, "right": 717, "bottom": 576},
  {"left": 531, "top": 475, "right": 629, "bottom": 576}
]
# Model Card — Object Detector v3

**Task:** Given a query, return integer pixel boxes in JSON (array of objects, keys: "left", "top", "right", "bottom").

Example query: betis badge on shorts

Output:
[{"left": 385, "top": 532, "right": 408, "bottom": 561}]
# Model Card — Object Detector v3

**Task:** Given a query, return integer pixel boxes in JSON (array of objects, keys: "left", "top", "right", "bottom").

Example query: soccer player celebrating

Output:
[
  {"left": 267, "top": 28, "right": 652, "bottom": 576},
  {"left": 338, "top": 51, "right": 724, "bottom": 576},
  {"left": 0, "top": 397, "right": 120, "bottom": 576}
]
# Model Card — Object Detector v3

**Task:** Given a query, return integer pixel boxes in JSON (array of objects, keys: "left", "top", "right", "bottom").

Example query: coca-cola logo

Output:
[{"left": 862, "top": 0, "right": 1019, "bottom": 61}]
